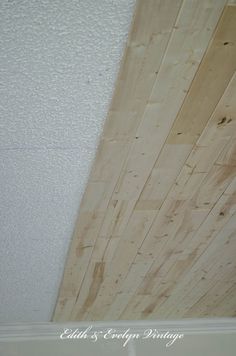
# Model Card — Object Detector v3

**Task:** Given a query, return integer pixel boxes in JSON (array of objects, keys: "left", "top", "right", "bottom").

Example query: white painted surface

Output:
[
  {"left": 1, "top": 336, "right": 235, "bottom": 356},
  {"left": 0, "top": 319, "right": 236, "bottom": 356},
  {"left": 0, "top": 0, "right": 135, "bottom": 322}
]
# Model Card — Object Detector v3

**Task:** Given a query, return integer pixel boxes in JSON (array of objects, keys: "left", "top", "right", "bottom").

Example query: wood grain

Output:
[{"left": 53, "top": 1, "right": 236, "bottom": 321}]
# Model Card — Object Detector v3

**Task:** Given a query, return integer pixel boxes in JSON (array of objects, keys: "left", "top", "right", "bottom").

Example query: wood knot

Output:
[{"left": 217, "top": 117, "right": 226, "bottom": 125}]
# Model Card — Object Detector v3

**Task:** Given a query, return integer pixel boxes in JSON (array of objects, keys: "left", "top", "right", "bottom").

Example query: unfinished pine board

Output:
[
  {"left": 100, "top": 0, "right": 229, "bottom": 235},
  {"left": 121, "top": 203, "right": 236, "bottom": 320},
  {"left": 119, "top": 144, "right": 236, "bottom": 319},
  {"left": 84, "top": 7, "right": 236, "bottom": 321},
  {"left": 53, "top": 1, "right": 236, "bottom": 321},
  {"left": 73, "top": 0, "right": 229, "bottom": 322},
  {"left": 209, "top": 286, "right": 236, "bottom": 317},
  {"left": 164, "top": 211, "right": 236, "bottom": 318},
  {"left": 53, "top": 0, "right": 183, "bottom": 321},
  {"left": 145, "top": 178, "right": 236, "bottom": 319},
  {"left": 183, "top": 280, "right": 235, "bottom": 317}
]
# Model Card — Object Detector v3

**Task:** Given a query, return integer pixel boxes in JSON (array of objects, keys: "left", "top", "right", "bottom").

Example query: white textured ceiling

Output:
[{"left": 0, "top": 0, "right": 135, "bottom": 322}]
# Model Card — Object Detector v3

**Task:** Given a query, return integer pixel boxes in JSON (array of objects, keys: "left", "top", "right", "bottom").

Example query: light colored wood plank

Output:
[
  {"left": 53, "top": 0, "right": 183, "bottom": 321},
  {"left": 54, "top": 1, "right": 236, "bottom": 322},
  {"left": 209, "top": 286, "right": 236, "bottom": 317},
  {"left": 120, "top": 170, "right": 236, "bottom": 319},
  {"left": 120, "top": 208, "right": 236, "bottom": 319},
  {"left": 81, "top": 0, "right": 229, "bottom": 321},
  {"left": 149, "top": 188, "right": 236, "bottom": 319},
  {"left": 103, "top": 0, "right": 183, "bottom": 141},
  {"left": 118, "top": 74, "right": 236, "bottom": 319},
  {"left": 116, "top": 7, "right": 236, "bottom": 319},
  {"left": 81, "top": 6, "right": 235, "bottom": 318},
  {"left": 183, "top": 280, "right": 235, "bottom": 317},
  {"left": 167, "top": 6, "right": 236, "bottom": 145},
  {"left": 164, "top": 212, "right": 236, "bottom": 318},
  {"left": 101, "top": 0, "right": 228, "bottom": 232},
  {"left": 71, "top": 209, "right": 156, "bottom": 320}
]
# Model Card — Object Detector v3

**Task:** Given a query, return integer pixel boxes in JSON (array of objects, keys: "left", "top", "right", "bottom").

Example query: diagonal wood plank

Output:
[
  {"left": 82, "top": 4, "right": 236, "bottom": 321},
  {"left": 92, "top": 73, "right": 236, "bottom": 320},
  {"left": 53, "top": 0, "right": 184, "bottom": 321},
  {"left": 53, "top": 1, "right": 236, "bottom": 321},
  {"left": 103, "top": 73, "right": 236, "bottom": 318}
]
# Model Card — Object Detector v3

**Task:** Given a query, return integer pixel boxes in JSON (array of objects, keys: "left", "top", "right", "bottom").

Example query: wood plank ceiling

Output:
[{"left": 54, "top": 0, "right": 236, "bottom": 321}]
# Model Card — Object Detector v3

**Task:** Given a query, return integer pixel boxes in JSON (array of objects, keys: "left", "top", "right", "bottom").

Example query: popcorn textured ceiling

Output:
[{"left": 0, "top": 0, "right": 135, "bottom": 322}]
